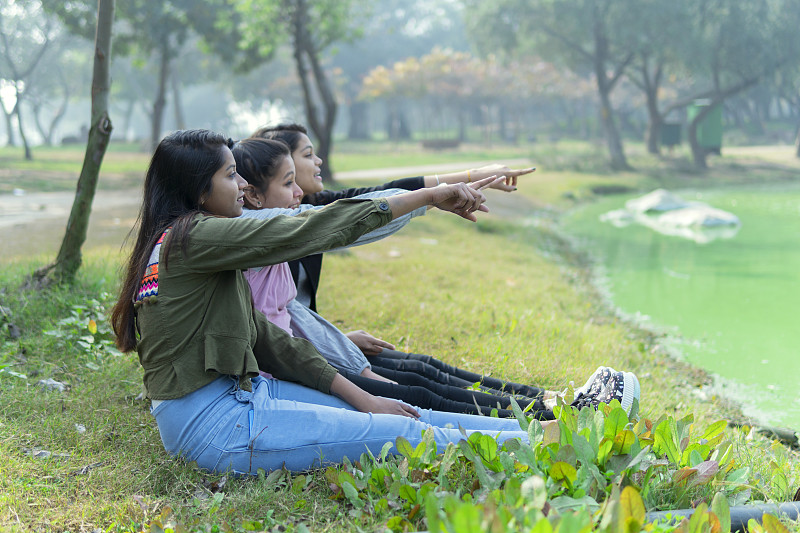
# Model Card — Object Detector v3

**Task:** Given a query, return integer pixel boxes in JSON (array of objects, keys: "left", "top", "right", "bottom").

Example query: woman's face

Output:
[
  {"left": 260, "top": 155, "right": 304, "bottom": 209},
  {"left": 202, "top": 146, "right": 247, "bottom": 217},
  {"left": 291, "top": 133, "right": 324, "bottom": 195}
]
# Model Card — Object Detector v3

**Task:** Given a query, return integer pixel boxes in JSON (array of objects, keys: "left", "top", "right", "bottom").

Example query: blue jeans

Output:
[{"left": 152, "top": 375, "right": 529, "bottom": 474}]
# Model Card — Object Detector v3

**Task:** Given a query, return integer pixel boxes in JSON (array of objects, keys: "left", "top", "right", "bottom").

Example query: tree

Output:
[
  {"left": 44, "top": 0, "right": 199, "bottom": 151},
  {"left": 0, "top": 0, "right": 61, "bottom": 158},
  {"left": 679, "top": 0, "right": 800, "bottom": 168},
  {"left": 621, "top": 0, "right": 692, "bottom": 154},
  {"left": 232, "top": 0, "right": 366, "bottom": 183},
  {"left": 330, "top": 0, "right": 470, "bottom": 140},
  {"left": 33, "top": 0, "right": 114, "bottom": 285},
  {"left": 464, "top": 0, "right": 640, "bottom": 170},
  {"left": 26, "top": 35, "right": 91, "bottom": 145}
]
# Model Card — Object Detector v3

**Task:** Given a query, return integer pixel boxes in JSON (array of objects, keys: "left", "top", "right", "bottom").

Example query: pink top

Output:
[{"left": 244, "top": 262, "right": 297, "bottom": 335}]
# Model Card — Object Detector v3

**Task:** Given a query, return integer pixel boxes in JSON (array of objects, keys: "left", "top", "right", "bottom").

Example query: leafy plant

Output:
[{"left": 42, "top": 295, "right": 122, "bottom": 370}]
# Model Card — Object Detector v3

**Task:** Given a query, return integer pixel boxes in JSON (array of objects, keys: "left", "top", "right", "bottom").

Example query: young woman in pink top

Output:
[{"left": 231, "top": 137, "right": 640, "bottom": 418}]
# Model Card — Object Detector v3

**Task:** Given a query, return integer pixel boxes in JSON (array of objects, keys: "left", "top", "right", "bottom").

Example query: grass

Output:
[
  {"left": 0, "top": 142, "right": 149, "bottom": 193},
  {"left": 2, "top": 141, "right": 800, "bottom": 531}
]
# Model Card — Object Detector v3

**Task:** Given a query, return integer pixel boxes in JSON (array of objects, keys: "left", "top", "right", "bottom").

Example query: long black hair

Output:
[
  {"left": 251, "top": 123, "right": 308, "bottom": 153},
  {"left": 112, "top": 129, "right": 232, "bottom": 352},
  {"left": 230, "top": 137, "right": 291, "bottom": 196}
]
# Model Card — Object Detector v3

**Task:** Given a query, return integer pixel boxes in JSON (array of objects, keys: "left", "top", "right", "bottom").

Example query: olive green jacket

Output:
[{"left": 134, "top": 198, "right": 393, "bottom": 400}]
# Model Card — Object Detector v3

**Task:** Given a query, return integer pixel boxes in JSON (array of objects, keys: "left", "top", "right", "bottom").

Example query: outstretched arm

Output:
[
  {"left": 386, "top": 175, "right": 503, "bottom": 222},
  {"left": 423, "top": 164, "right": 536, "bottom": 192}
]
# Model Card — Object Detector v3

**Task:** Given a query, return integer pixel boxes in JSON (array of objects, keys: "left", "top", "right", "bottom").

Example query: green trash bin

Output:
[{"left": 688, "top": 99, "right": 722, "bottom": 155}]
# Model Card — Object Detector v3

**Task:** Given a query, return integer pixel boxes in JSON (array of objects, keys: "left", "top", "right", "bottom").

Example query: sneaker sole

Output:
[{"left": 620, "top": 372, "right": 640, "bottom": 414}]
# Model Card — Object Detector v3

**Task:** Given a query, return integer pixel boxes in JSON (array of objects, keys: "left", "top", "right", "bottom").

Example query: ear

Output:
[{"left": 243, "top": 185, "right": 264, "bottom": 209}]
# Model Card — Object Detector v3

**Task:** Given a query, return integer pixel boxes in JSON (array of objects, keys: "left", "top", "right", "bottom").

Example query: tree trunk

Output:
[
  {"left": 121, "top": 98, "right": 135, "bottom": 141},
  {"left": 150, "top": 39, "right": 170, "bottom": 152},
  {"left": 1, "top": 100, "right": 15, "bottom": 146},
  {"left": 347, "top": 101, "right": 369, "bottom": 140},
  {"left": 13, "top": 98, "right": 33, "bottom": 160},
  {"left": 597, "top": 86, "right": 629, "bottom": 170},
  {"left": 794, "top": 119, "right": 800, "bottom": 158},
  {"left": 687, "top": 106, "right": 711, "bottom": 169},
  {"left": 592, "top": 14, "right": 630, "bottom": 171},
  {"left": 33, "top": 87, "right": 69, "bottom": 146},
  {"left": 171, "top": 74, "right": 185, "bottom": 130},
  {"left": 292, "top": 0, "right": 337, "bottom": 184},
  {"left": 34, "top": 0, "right": 115, "bottom": 286}
]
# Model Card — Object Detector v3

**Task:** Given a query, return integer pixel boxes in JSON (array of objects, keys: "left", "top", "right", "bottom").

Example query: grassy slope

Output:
[{"left": 1, "top": 142, "right": 799, "bottom": 530}]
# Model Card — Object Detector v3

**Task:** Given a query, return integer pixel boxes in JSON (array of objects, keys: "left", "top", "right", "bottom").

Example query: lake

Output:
[{"left": 561, "top": 184, "right": 800, "bottom": 430}]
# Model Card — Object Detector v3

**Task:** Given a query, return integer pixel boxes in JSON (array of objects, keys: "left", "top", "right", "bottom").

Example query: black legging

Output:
[
  {"left": 370, "top": 349, "right": 547, "bottom": 399},
  {"left": 343, "top": 349, "right": 554, "bottom": 420}
]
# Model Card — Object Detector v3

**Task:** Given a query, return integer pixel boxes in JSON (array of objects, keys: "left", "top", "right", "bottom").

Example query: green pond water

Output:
[{"left": 561, "top": 184, "right": 800, "bottom": 429}]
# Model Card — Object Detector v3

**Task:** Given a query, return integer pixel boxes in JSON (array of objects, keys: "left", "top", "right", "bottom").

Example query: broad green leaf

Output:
[
  {"left": 410, "top": 440, "right": 427, "bottom": 466},
  {"left": 424, "top": 492, "right": 443, "bottom": 533},
  {"left": 690, "top": 460, "right": 719, "bottom": 487},
  {"left": 510, "top": 397, "right": 530, "bottom": 431},
  {"left": 627, "top": 397, "right": 640, "bottom": 421},
  {"left": 550, "top": 461, "right": 577, "bottom": 486},
  {"left": 556, "top": 444, "right": 578, "bottom": 467},
  {"left": 291, "top": 475, "right": 306, "bottom": 494},
  {"left": 620, "top": 486, "right": 646, "bottom": 525},
  {"left": 436, "top": 444, "right": 458, "bottom": 485},
  {"left": 604, "top": 408, "right": 628, "bottom": 440},
  {"left": 399, "top": 483, "right": 417, "bottom": 504},
  {"left": 687, "top": 503, "right": 709, "bottom": 533},
  {"left": 577, "top": 406, "right": 595, "bottom": 435},
  {"left": 654, "top": 419, "right": 681, "bottom": 464},
  {"left": 521, "top": 476, "right": 547, "bottom": 509},
  {"left": 379, "top": 441, "right": 393, "bottom": 462},
  {"left": 606, "top": 454, "right": 632, "bottom": 476},
  {"left": 597, "top": 437, "right": 614, "bottom": 466},
  {"left": 341, "top": 481, "right": 363, "bottom": 508},
  {"left": 548, "top": 495, "right": 601, "bottom": 515},
  {"left": 571, "top": 433, "right": 595, "bottom": 466},
  {"left": 747, "top": 518, "right": 765, "bottom": 533},
  {"left": 710, "top": 492, "right": 731, "bottom": 533},
  {"left": 396, "top": 436, "right": 413, "bottom": 459},
  {"left": 530, "top": 516, "right": 554, "bottom": 533},
  {"left": 458, "top": 440, "right": 491, "bottom": 488},
  {"left": 612, "top": 429, "right": 637, "bottom": 455},
  {"left": 772, "top": 469, "right": 788, "bottom": 496},
  {"left": 626, "top": 444, "right": 652, "bottom": 472},
  {"left": 761, "top": 514, "right": 791, "bottom": 533},
  {"left": 544, "top": 421, "right": 561, "bottom": 446},
  {"left": 725, "top": 467, "right": 750, "bottom": 485},
  {"left": 677, "top": 413, "right": 694, "bottom": 441},
  {"left": 701, "top": 420, "right": 728, "bottom": 446},
  {"left": 447, "top": 499, "right": 483, "bottom": 533},
  {"left": 528, "top": 419, "right": 545, "bottom": 447},
  {"left": 673, "top": 467, "right": 698, "bottom": 484},
  {"left": 555, "top": 508, "right": 594, "bottom": 533}
]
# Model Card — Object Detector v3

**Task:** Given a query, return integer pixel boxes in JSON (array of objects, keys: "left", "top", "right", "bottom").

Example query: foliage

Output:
[{"left": 41, "top": 296, "right": 123, "bottom": 370}]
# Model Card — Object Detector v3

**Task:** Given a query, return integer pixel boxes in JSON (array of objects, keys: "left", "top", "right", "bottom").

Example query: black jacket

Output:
[{"left": 288, "top": 176, "right": 424, "bottom": 311}]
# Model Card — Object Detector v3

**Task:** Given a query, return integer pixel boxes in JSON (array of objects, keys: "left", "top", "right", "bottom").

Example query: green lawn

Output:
[{"left": 2, "top": 142, "right": 800, "bottom": 531}]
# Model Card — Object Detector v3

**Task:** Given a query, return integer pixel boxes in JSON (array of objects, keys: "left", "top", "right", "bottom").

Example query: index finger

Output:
[
  {"left": 509, "top": 166, "right": 536, "bottom": 177},
  {"left": 469, "top": 174, "right": 499, "bottom": 190},
  {"left": 476, "top": 175, "right": 507, "bottom": 191}
]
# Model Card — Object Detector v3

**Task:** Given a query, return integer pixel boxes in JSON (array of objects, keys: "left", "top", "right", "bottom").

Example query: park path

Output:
[{"left": 0, "top": 158, "right": 535, "bottom": 259}]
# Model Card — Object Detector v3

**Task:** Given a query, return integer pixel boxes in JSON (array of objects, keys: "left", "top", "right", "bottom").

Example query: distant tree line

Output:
[{"left": 3, "top": 0, "right": 800, "bottom": 171}]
